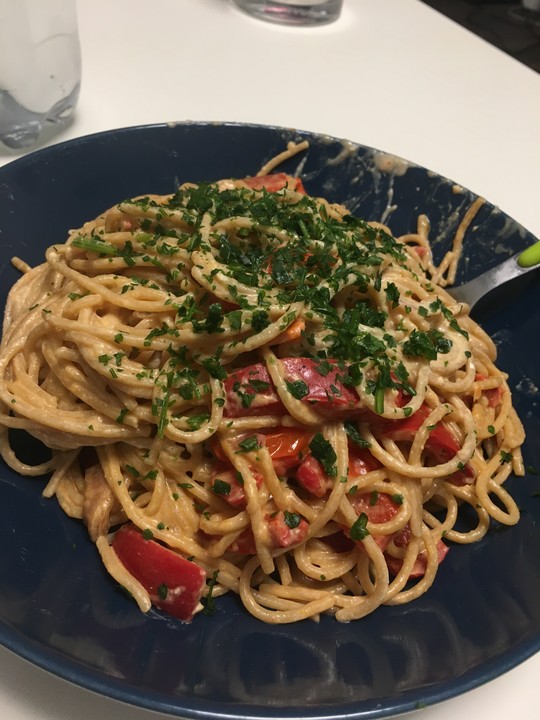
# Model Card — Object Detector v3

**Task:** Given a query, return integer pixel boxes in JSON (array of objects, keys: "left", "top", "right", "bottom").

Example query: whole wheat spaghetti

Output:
[{"left": 0, "top": 143, "right": 525, "bottom": 623}]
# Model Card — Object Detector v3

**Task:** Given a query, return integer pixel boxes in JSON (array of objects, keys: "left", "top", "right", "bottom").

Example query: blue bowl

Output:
[{"left": 0, "top": 121, "right": 538, "bottom": 719}]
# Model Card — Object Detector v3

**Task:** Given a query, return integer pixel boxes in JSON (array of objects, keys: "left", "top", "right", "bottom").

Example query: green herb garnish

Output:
[
  {"left": 350, "top": 512, "right": 370, "bottom": 541},
  {"left": 309, "top": 432, "right": 337, "bottom": 477}
]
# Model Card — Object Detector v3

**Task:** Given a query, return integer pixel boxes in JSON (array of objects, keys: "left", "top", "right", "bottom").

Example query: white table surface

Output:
[{"left": 1, "top": 1, "right": 539, "bottom": 719}]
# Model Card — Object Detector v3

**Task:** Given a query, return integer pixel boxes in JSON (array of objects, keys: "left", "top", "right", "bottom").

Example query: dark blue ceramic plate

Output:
[{"left": 0, "top": 122, "right": 539, "bottom": 720}]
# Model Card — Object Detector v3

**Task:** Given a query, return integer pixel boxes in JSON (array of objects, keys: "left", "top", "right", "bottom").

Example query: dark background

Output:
[{"left": 421, "top": 0, "right": 540, "bottom": 72}]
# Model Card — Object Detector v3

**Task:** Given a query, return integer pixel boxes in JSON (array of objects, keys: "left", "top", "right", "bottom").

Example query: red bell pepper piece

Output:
[
  {"left": 209, "top": 465, "right": 260, "bottom": 509},
  {"left": 322, "top": 531, "right": 355, "bottom": 553},
  {"left": 241, "top": 173, "right": 306, "bottom": 194},
  {"left": 224, "top": 362, "right": 283, "bottom": 417},
  {"left": 380, "top": 403, "right": 474, "bottom": 484},
  {"left": 210, "top": 461, "right": 266, "bottom": 509},
  {"left": 295, "top": 442, "right": 381, "bottom": 498},
  {"left": 348, "top": 491, "right": 402, "bottom": 551},
  {"left": 295, "top": 455, "right": 333, "bottom": 498},
  {"left": 227, "top": 512, "right": 308, "bottom": 555},
  {"left": 475, "top": 373, "right": 504, "bottom": 408},
  {"left": 209, "top": 427, "right": 310, "bottom": 506},
  {"left": 112, "top": 524, "right": 206, "bottom": 622},
  {"left": 228, "top": 527, "right": 257, "bottom": 555},
  {"left": 224, "top": 357, "right": 361, "bottom": 418},
  {"left": 348, "top": 444, "right": 382, "bottom": 475},
  {"left": 385, "top": 524, "right": 449, "bottom": 578},
  {"left": 266, "top": 510, "right": 309, "bottom": 548}
]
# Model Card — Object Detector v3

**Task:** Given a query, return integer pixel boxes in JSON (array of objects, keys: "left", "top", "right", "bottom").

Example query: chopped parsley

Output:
[
  {"left": 202, "top": 570, "right": 220, "bottom": 616},
  {"left": 384, "top": 282, "right": 400, "bottom": 307},
  {"left": 344, "top": 420, "right": 371, "bottom": 449},
  {"left": 187, "top": 412, "right": 210, "bottom": 431},
  {"left": 212, "top": 479, "right": 231, "bottom": 495},
  {"left": 116, "top": 408, "right": 128, "bottom": 424},
  {"left": 72, "top": 235, "right": 117, "bottom": 255},
  {"left": 67, "top": 175, "right": 472, "bottom": 455},
  {"left": 403, "top": 329, "right": 453, "bottom": 361},
  {"left": 350, "top": 512, "right": 370, "bottom": 541},
  {"left": 285, "top": 379, "right": 309, "bottom": 399},
  {"left": 309, "top": 432, "right": 337, "bottom": 477},
  {"left": 237, "top": 435, "right": 261, "bottom": 453},
  {"left": 283, "top": 511, "right": 302, "bottom": 529}
]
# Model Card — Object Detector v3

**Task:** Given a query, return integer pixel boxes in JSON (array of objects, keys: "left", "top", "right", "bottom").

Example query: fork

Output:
[{"left": 447, "top": 240, "right": 540, "bottom": 310}]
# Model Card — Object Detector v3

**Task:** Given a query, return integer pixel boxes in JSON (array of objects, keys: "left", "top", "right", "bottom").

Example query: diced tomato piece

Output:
[
  {"left": 381, "top": 405, "right": 446, "bottom": 450},
  {"left": 209, "top": 464, "right": 263, "bottom": 509},
  {"left": 349, "top": 491, "right": 400, "bottom": 524},
  {"left": 112, "top": 524, "right": 206, "bottom": 621},
  {"left": 209, "top": 428, "right": 309, "bottom": 504},
  {"left": 475, "top": 373, "right": 504, "bottom": 408},
  {"left": 295, "top": 455, "right": 333, "bottom": 497},
  {"left": 229, "top": 512, "right": 309, "bottom": 554},
  {"left": 295, "top": 178, "right": 307, "bottom": 194},
  {"left": 475, "top": 373, "right": 504, "bottom": 409},
  {"left": 348, "top": 444, "right": 381, "bottom": 475},
  {"left": 210, "top": 466, "right": 247, "bottom": 508},
  {"left": 380, "top": 403, "right": 474, "bottom": 484},
  {"left": 394, "top": 387, "right": 408, "bottom": 408},
  {"left": 263, "top": 428, "right": 310, "bottom": 458},
  {"left": 485, "top": 386, "right": 503, "bottom": 408},
  {"left": 209, "top": 437, "right": 227, "bottom": 463},
  {"left": 445, "top": 466, "right": 474, "bottom": 486},
  {"left": 385, "top": 525, "right": 449, "bottom": 578},
  {"left": 322, "top": 531, "right": 355, "bottom": 553},
  {"left": 295, "top": 442, "right": 381, "bottom": 498},
  {"left": 241, "top": 173, "right": 306, "bottom": 194},
  {"left": 261, "top": 427, "right": 312, "bottom": 474},
  {"left": 272, "top": 317, "right": 306, "bottom": 346},
  {"left": 223, "top": 358, "right": 362, "bottom": 418},
  {"left": 266, "top": 511, "right": 309, "bottom": 548},
  {"left": 228, "top": 527, "right": 256, "bottom": 555},
  {"left": 348, "top": 492, "right": 401, "bottom": 551}
]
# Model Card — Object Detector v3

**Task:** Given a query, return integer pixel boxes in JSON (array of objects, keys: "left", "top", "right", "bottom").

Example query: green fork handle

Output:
[{"left": 518, "top": 240, "right": 540, "bottom": 268}]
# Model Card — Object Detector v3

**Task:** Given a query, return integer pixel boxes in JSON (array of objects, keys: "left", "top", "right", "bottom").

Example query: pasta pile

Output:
[{"left": 0, "top": 142, "right": 525, "bottom": 623}]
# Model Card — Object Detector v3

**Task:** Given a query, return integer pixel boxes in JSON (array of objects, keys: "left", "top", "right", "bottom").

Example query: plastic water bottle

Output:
[{"left": 0, "top": 0, "right": 81, "bottom": 149}]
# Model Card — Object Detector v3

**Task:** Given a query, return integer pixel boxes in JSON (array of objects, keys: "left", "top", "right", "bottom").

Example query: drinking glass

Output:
[
  {"left": 0, "top": 0, "right": 81, "bottom": 149},
  {"left": 233, "top": 0, "right": 343, "bottom": 27}
]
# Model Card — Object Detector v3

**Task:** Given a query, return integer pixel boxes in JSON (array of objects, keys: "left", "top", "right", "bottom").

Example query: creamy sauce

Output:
[
  {"left": 516, "top": 377, "right": 539, "bottom": 397},
  {"left": 374, "top": 152, "right": 410, "bottom": 177},
  {"left": 325, "top": 139, "right": 359, "bottom": 166}
]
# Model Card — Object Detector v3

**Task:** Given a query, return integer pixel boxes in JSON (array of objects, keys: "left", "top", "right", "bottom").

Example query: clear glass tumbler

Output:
[
  {"left": 233, "top": 0, "right": 343, "bottom": 26},
  {"left": 0, "top": 0, "right": 81, "bottom": 149}
]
